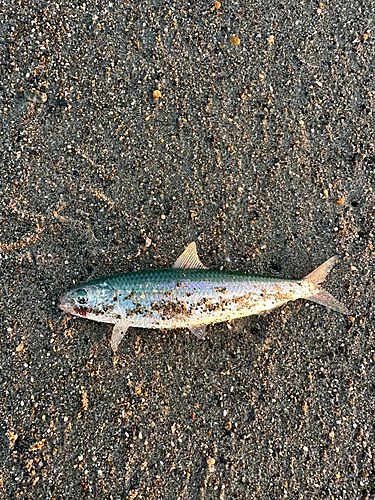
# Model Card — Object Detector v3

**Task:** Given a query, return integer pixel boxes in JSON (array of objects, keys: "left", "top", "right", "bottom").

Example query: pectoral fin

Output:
[
  {"left": 172, "top": 242, "right": 207, "bottom": 270},
  {"left": 111, "top": 320, "right": 131, "bottom": 353},
  {"left": 188, "top": 324, "right": 207, "bottom": 339}
]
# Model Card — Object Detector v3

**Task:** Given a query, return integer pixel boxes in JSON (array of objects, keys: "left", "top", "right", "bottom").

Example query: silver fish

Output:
[{"left": 59, "top": 243, "right": 349, "bottom": 353}]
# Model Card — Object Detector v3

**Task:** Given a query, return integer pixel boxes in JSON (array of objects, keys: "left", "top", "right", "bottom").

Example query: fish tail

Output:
[
  {"left": 301, "top": 255, "right": 339, "bottom": 285},
  {"left": 301, "top": 255, "right": 349, "bottom": 314},
  {"left": 305, "top": 288, "right": 349, "bottom": 314}
]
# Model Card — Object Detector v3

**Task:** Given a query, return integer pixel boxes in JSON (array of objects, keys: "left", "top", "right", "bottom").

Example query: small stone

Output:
[
  {"left": 24, "top": 89, "right": 47, "bottom": 103},
  {"left": 230, "top": 36, "right": 240, "bottom": 45},
  {"left": 16, "top": 343, "right": 24, "bottom": 352},
  {"left": 56, "top": 98, "right": 68, "bottom": 106}
]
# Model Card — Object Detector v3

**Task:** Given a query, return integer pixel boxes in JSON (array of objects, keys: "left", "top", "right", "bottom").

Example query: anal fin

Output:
[{"left": 188, "top": 324, "right": 207, "bottom": 339}]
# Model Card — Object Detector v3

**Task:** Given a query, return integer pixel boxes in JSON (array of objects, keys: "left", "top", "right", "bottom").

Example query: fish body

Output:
[{"left": 59, "top": 243, "right": 349, "bottom": 352}]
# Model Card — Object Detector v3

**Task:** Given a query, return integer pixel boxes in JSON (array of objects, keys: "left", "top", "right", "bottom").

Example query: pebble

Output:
[
  {"left": 24, "top": 89, "right": 47, "bottom": 104},
  {"left": 230, "top": 36, "right": 240, "bottom": 45}
]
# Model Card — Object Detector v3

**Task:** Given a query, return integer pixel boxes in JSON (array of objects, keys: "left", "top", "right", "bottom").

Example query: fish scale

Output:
[
  {"left": 94, "top": 269, "right": 296, "bottom": 326},
  {"left": 59, "top": 242, "right": 349, "bottom": 354}
]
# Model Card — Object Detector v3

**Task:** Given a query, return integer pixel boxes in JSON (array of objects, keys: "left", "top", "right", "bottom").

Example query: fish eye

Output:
[{"left": 76, "top": 289, "right": 88, "bottom": 304}]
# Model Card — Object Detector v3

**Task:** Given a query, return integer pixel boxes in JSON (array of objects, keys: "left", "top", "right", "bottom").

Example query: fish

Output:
[{"left": 59, "top": 242, "right": 349, "bottom": 353}]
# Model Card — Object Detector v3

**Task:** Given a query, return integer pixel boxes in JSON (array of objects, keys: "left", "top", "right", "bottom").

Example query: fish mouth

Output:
[
  {"left": 58, "top": 295, "right": 71, "bottom": 313},
  {"left": 59, "top": 295, "right": 93, "bottom": 317},
  {"left": 57, "top": 294, "right": 74, "bottom": 313}
]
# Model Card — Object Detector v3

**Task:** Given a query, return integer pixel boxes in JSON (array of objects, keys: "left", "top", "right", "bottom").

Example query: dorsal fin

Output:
[{"left": 172, "top": 242, "right": 207, "bottom": 270}]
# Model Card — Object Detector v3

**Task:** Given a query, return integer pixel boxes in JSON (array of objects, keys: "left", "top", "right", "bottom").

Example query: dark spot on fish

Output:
[
  {"left": 214, "top": 286, "right": 228, "bottom": 294},
  {"left": 96, "top": 301, "right": 115, "bottom": 314},
  {"left": 151, "top": 299, "right": 189, "bottom": 318},
  {"left": 133, "top": 303, "right": 147, "bottom": 315}
]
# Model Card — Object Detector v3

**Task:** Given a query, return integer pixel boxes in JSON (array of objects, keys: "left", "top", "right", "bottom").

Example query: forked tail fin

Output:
[{"left": 301, "top": 255, "right": 349, "bottom": 315}]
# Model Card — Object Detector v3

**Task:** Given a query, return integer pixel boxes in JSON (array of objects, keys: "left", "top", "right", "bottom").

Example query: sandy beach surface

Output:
[{"left": 0, "top": 1, "right": 374, "bottom": 498}]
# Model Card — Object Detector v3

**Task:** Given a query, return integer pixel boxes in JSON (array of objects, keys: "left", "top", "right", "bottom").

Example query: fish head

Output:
[{"left": 59, "top": 283, "right": 116, "bottom": 321}]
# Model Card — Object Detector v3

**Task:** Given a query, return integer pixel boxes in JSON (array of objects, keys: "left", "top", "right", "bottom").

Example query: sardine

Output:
[{"left": 59, "top": 243, "right": 349, "bottom": 353}]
